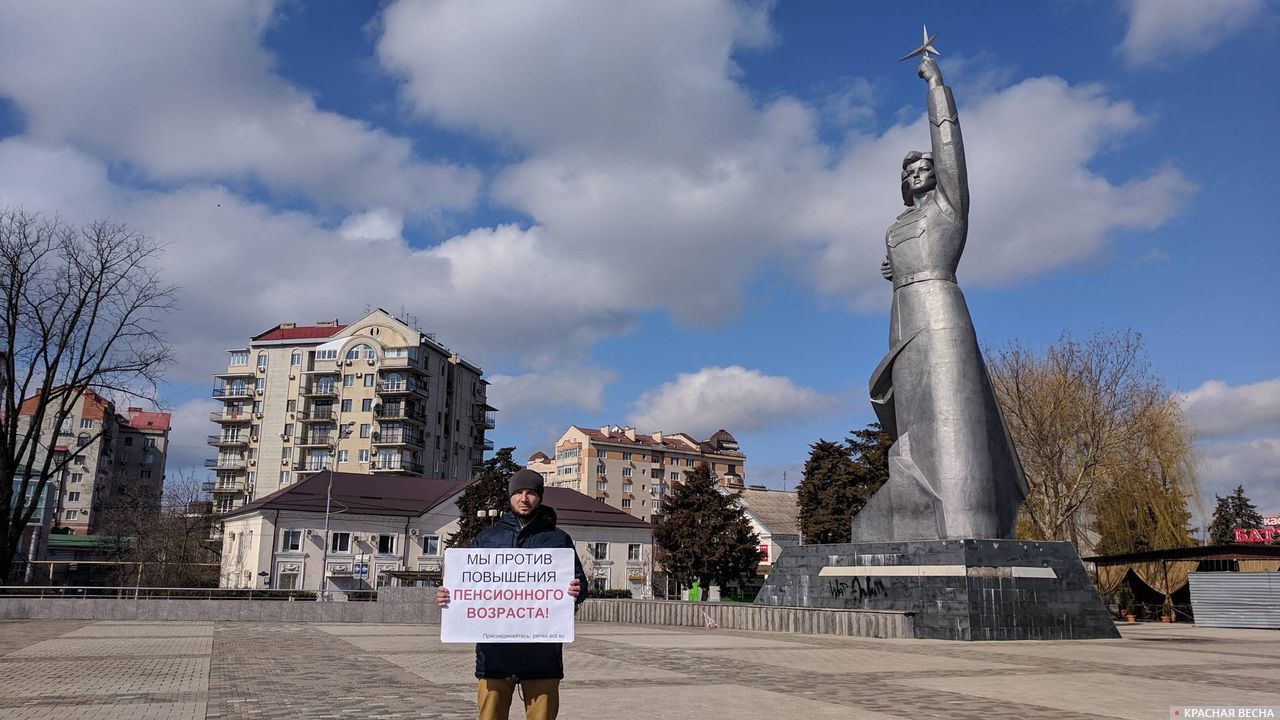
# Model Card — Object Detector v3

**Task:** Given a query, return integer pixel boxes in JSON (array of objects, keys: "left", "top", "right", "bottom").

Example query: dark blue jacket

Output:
[{"left": 471, "top": 505, "right": 588, "bottom": 680}]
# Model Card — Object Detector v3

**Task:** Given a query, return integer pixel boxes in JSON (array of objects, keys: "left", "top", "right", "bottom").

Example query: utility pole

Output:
[{"left": 320, "top": 421, "right": 354, "bottom": 601}]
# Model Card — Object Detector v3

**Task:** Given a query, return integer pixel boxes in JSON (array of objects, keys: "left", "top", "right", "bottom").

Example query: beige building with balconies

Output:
[
  {"left": 529, "top": 425, "right": 745, "bottom": 523},
  {"left": 207, "top": 309, "right": 497, "bottom": 513}
]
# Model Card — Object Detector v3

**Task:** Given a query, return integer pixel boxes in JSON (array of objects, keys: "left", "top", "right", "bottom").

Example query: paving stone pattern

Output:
[{"left": 2, "top": 619, "right": 1279, "bottom": 718}]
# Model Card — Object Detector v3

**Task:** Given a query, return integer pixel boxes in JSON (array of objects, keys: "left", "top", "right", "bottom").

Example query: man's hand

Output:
[
  {"left": 918, "top": 57, "right": 942, "bottom": 88},
  {"left": 880, "top": 259, "right": 893, "bottom": 281},
  {"left": 437, "top": 586, "right": 450, "bottom": 608},
  {"left": 567, "top": 578, "right": 581, "bottom": 599}
]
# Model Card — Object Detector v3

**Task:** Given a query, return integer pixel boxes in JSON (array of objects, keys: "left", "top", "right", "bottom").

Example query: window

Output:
[
  {"left": 363, "top": 374, "right": 375, "bottom": 387},
  {"left": 361, "top": 398, "right": 372, "bottom": 412},
  {"left": 589, "top": 542, "right": 608, "bottom": 560},
  {"left": 344, "top": 374, "right": 356, "bottom": 387},
  {"left": 69, "top": 473, "right": 82, "bottom": 484},
  {"left": 341, "top": 399, "right": 353, "bottom": 412},
  {"left": 622, "top": 451, "right": 632, "bottom": 461},
  {"left": 67, "top": 491, "right": 81, "bottom": 502},
  {"left": 727, "top": 464, "right": 737, "bottom": 474},
  {"left": 277, "top": 572, "right": 299, "bottom": 590},
  {"left": 230, "top": 351, "right": 248, "bottom": 365},
  {"left": 316, "top": 348, "right": 337, "bottom": 361},
  {"left": 280, "top": 530, "right": 301, "bottom": 552},
  {"left": 290, "top": 352, "right": 302, "bottom": 366},
  {"left": 650, "top": 468, "right": 661, "bottom": 479},
  {"left": 257, "top": 353, "right": 268, "bottom": 371},
  {"left": 358, "top": 449, "right": 369, "bottom": 464},
  {"left": 281, "top": 447, "right": 292, "bottom": 460},
  {"left": 622, "top": 467, "right": 633, "bottom": 478},
  {"left": 595, "top": 480, "right": 607, "bottom": 491},
  {"left": 145, "top": 437, "right": 157, "bottom": 448},
  {"left": 596, "top": 497, "right": 606, "bottom": 503},
  {"left": 253, "top": 400, "right": 263, "bottom": 413},
  {"left": 80, "top": 418, "right": 93, "bottom": 429},
  {"left": 65, "top": 510, "right": 78, "bottom": 520},
  {"left": 280, "top": 471, "right": 291, "bottom": 485},
  {"left": 345, "top": 343, "right": 376, "bottom": 361},
  {"left": 141, "top": 470, "right": 152, "bottom": 479},
  {"left": 143, "top": 453, "right": 154, "bottom": 465},
  {"left": 337, "top": 450, "right": 348, "bottom": 463},
  {"left": 74, "top": 454, "right": 85, "bottom": 465},
  {"left": 125, "top": 437, "right": 134, "bottom": 446},
  {"left": 360, "top": 423, "right": 371, "bottom": 438},
  {"left": 286, "top": 399, "right": 297, "bottom": 412},
  {"left": 557, "top": 465, "right": 576, "bottom": 477},
  {"left": 283, "top": 423, "right": 294, "bottom": 438},
  {"left": 685, "top": 458, "right": 694, "bottom": 467},
  {"left": 422, "top": 535, "right": 441, "bottom": 555},
  {"left": 556, "top": 447, "right": 580, "bottom": 461},
  {"left": 669, "top": 472, "right": 679, "bottom": 481},
  {"left": 331, "top": 532, "right": 351, "bottom": 553},
  {"left": 621, "top": 499, "right": 632, "bottom": 509},
  {"left": 628, "top": 544, "right": 641, "bottom": 561},
  {"left": 622, "top": 482, "right": 632, "bottom": 493},
  {"left": 596, "top": 463, "right": 606, "bottom": 476},
  {"left": 377, "top": 534, "right": 396, "bottom": 554}
]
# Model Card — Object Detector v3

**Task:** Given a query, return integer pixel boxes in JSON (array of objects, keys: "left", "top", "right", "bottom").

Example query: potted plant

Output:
[{"left": 1115, "top": 585, "right": 1136, "bottom": 622}]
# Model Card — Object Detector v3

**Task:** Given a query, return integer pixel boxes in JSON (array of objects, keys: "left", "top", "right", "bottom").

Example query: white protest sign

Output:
[{"left": 440, "top": 547, "right": 576, "bottom": 644}]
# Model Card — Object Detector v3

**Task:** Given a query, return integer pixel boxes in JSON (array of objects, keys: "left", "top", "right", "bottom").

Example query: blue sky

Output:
[{"left": 0, "top": 1, "right": 1276, "bottom": 521}]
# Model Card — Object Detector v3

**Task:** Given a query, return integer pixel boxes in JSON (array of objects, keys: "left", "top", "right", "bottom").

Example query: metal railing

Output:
[{"left": 0, "top": 585, "right": 377, "bottom": 601}]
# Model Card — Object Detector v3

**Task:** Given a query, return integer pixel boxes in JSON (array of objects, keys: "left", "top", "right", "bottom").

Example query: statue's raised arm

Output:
[{"left": 918, "top": 56, "right": 968, "bottom": 218}]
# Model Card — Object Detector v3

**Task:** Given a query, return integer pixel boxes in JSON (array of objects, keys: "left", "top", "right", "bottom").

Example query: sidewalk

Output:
[{"left": 0, "top": 619, "right": 1277, "bottom": 719}]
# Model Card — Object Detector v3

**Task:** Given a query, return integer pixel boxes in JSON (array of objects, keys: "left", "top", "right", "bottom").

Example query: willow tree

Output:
[
  {"left": 1, "top": 208, "right": 176, "bottom": 582},
  {"left": 988, "top": 330, "right": 1197, "bottom": 554}
]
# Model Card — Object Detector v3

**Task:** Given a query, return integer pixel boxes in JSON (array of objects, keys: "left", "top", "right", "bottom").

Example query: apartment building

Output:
[
  {"left": 530, "top": 425, "right": 746, "bottom": 522},
  {"left": 207, "top": 309, "right": 497, "bottom": 513},
  {"left": 15, "top": 389, "right": 171, "bottom": 535}
]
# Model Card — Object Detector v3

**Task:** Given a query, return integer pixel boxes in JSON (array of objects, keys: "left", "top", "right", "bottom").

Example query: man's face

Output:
[{"left": 509, "top": 489, "right": 541, "bottom": 517}]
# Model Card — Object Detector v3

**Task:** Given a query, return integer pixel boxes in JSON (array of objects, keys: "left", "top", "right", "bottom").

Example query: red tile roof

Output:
[
  {"left": 252, "top": 324, "right": 346, "bottom": 342},
  {"left": 18, "top": 388, "right": 111, "bottom": 418},
  {"left": 122, "top": 407, "right": 171, "bottom": 432}
]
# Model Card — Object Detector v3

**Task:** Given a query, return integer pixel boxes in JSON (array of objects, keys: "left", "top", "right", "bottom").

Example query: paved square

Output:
[{"left": 2, "top": 618, "right": 1278, "bottom": 718}]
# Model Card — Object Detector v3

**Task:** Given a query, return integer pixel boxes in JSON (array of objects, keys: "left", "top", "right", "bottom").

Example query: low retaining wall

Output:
[
  {"left": 577, "top": 599, "right": 914, "bottom": 638},
  {"left": 1, "top": 593, "right": 911, "bottom": 638}
]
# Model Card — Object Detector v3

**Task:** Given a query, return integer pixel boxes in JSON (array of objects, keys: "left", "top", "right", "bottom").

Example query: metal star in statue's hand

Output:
[{"left": 898, "top": 25, "right": 941, "bottom": 62}]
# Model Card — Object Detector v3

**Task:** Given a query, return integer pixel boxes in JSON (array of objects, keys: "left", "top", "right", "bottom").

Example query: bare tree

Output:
[
  {"left": 988, "top": 329, "right": 1198, "bottom": 553},
  {"left": 1, "top": 207, "right": 177, "bottom": 581},
  {"left": 97, "top": 474, "right": 219, "bottom": 588}
]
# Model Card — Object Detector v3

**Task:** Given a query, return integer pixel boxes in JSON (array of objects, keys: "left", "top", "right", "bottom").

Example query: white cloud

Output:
[
  {"left": 487, "top": 368, "right": 616, "bottom": 423},
  {"left": 626, "top": 366, "right": 835, "bottom": 439},
  {"left": 1199, "top": 438, "right": 1280, "bottom": 516},
  {"left": 0, "top": 0, "right": 479, "bottom": 214},
  {"left": 165, "top": 397, "right": 223, "bottom": 473},
  {"left": 1121, "top": 0, "right": 1269, "bottom": 66},
  {"left": 339, "top": 208, "right": 405, "bottom": 244},
  {"left": 1179, "top": 377, "right": 1280, "bottom": 439}
]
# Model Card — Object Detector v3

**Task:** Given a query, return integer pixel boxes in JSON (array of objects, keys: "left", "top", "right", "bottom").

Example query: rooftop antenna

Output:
[{"left": 782, "top": 470, "right": 788, "bottom": 491}]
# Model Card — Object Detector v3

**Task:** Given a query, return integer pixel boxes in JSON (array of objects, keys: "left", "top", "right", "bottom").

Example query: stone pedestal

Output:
[{"left": 754, "top": 539, "right": 1119, "bottom": 640}]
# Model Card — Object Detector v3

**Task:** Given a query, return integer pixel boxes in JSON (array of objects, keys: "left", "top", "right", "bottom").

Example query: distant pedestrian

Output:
[{"left": 438, "top": 469, "right": 587, "bottom": 720}]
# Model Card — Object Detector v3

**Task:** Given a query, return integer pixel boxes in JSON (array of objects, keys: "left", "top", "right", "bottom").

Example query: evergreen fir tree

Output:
[
  {"left": 448, "top": 447, "right": 522, "bottom": 548},
  {"left": 1208, "top": 485, "right": 1265, "bottom": 544},
  {"left": 652, "top": 464, "right": 760, "bottom": 596},
  {"left": 796, "top": 423, "right": 892, "bottom": 544}
]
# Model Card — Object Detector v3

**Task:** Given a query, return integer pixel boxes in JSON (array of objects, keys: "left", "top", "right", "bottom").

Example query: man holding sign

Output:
[{"left": 438, "top": 469, "right": 587, "bottom": 720}]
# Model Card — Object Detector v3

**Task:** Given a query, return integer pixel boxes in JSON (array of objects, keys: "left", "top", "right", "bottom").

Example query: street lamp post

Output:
[{"left": 320, "top": 421, "right": 354, "bottom": 601}]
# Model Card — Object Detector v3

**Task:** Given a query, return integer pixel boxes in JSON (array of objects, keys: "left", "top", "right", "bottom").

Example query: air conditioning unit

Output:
[
  {"left": 254, "top": 413, "right": 263, "bottom": 419},
  {"left": 248, "top": 459, "right": 256, "bottom": 466},
  {"left": 280, "top": 433, "right": 289, "bottom": 440},
  {"left": 255, "top": 389, "right": 263, "bottom": 396},
  {"left": 256, "top": 366, "right": 265, "bottom": 373},
  {"left": 288, "top": 374, "right": 295, "bottom": 380},
  {"left": 345, "top": 359, "right": 354, "bottom": 366},
  {"left": 367, "top": 358, "right": 375, "bottom": 365},
  {"left": 408, "top": 528, "right": 419, "bottom": 537},
  {"left": 282, "top": 459, "right": 289, "bottom": 466}
]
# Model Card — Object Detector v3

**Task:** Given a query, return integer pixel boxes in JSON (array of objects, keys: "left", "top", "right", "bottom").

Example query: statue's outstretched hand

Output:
[{"left": 917, "top": 57, "right": 942, "bottom": 87}]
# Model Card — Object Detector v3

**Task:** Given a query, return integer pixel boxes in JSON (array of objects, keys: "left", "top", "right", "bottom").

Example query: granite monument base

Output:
[{"left": 755, "top": 539, "right": 1119, "bottom": 641}]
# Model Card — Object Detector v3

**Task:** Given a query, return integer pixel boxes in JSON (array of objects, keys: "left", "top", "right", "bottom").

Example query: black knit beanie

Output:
[{"left": 508, "top": 468, "right": 545, "bottom": 499}]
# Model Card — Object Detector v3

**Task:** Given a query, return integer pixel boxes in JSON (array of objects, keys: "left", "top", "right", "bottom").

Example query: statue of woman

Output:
[{"left": 851, "top": 55, "right": 1027, "bottom": 542}]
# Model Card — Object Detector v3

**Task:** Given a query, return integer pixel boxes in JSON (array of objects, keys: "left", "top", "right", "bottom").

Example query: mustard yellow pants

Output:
[{"left": 476, "top": 678, "right": 560, "bottom": 720}]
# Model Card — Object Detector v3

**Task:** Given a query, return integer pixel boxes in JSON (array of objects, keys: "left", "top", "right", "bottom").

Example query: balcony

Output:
[
  {"left": 481, "top": 438, "right": 495, "bottom": 451},
  {"left": 210, "top": 411, "right": 252, "bottom": 424},
  {"left": 204, "top": 457, "right": 248, "bottom": 470},
  {"left": 293, "top": 460, "right": 329, "bottom": 473},
  {"left": 377, "top": 356, "right": 429, "bottom": 374},
  {"left": 299, "top": 384, "right": 338, "bottom": 398},
  {"left": 297, "top": 409, "right": 335, "bottom": 422},
  {"left": 203, "top": 479, "right": 246, "bottom": 494},
  {"left": 207, "top": 434, "right": 249, "bottom": 448},
  {"left": 376, "top": 379, "right": 429, "bottom": 397},
  {"left": 472, "top": 408, "right": 497, "bottom": 429},
  {"left": 295, "top": 434, "right": 334, "bottom": 448},
  {"left": 211, "top": 386, "right": 253, "bottom": 400},
  {"left": 375, "top": 405, "right": 425, "bottom": 423},
  {"left": 214, "top": 368, "right": 257, "bottom": 379},
  {"left": 371, "top": 432, "right": 425, "bottom": 449},
  {"left": 370, "top": 458, "right": 424, "bottom": 474}
]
